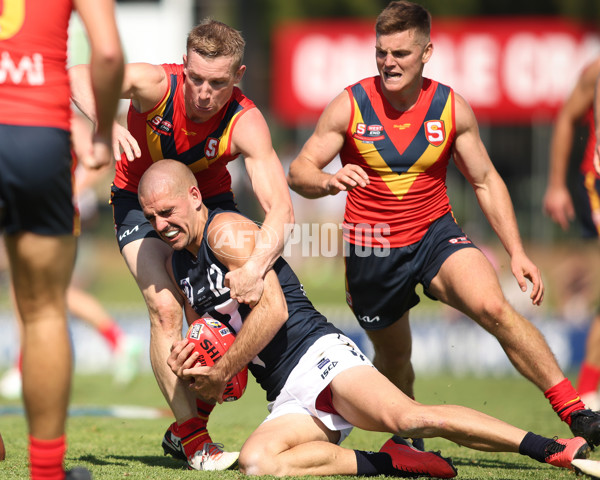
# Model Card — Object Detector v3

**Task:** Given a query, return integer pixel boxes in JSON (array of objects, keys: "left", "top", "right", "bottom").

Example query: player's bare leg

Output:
[
  {"left": 6, "top": 232, "right": 76, "bottom": 439},
  {"left": 121, "top": 237, "right": 197, "bottom": 422},
  {"left": 428, "top": 248, "right": 565, "bottom": 390},
  {"left": 122, "top": 237, "right": 238, "bottom": 470},
  {"left": 365, "top": 311, "right": 415, "bottom": 398}
]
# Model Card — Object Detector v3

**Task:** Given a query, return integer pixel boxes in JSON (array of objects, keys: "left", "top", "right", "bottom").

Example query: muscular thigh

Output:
[
  {"left": 428, "top": 247, "right": 504, "bottom": 317},
  {"left": 0, "top": 125, "right": 74, "bottom": 235}
]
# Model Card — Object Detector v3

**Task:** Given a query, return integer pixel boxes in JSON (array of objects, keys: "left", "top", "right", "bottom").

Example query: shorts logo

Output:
[
  {"left": 147, "top": 115, "right": 173, "bottom": 136},
  {"left": 358, "top": 314, "right": 380, "bottom": 324},
  {"left": 448, "top": 236, "right": 471, "bottom": 245},
  {"left": 317, "top": 358, "right": 330, "bottom": 370},
  {"left": 320, "top": 360, "right": 338, "bottom": 380}
]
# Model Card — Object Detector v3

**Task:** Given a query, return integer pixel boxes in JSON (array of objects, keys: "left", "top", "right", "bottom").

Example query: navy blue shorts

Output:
[
  {"left": 575, "top": 172, "right": 600, "bottom": 239},
  {"left": 0, "top": 124, "right": 74, "bottom": 235},
  {"left": 111, "top": 185, "right": 238, "bottom": 250},
  {"left": 344, "top": 212, "right": 477, "bottom": 330}
]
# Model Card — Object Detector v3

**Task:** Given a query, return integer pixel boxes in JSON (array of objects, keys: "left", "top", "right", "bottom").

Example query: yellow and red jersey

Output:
[
  {"left": 114, "top": 63, "right": 256, "bottom": 198},
  {"left": 0, "top": 0, "right": 73, "bottom": 130},
  {"left": 341, "top": 76, "right": 456, "bottom": 248}
]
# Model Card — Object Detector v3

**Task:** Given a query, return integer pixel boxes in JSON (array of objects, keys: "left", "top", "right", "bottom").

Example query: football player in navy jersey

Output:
[{"left": 137, "top": 159, "right": 600, "bottom": 479}]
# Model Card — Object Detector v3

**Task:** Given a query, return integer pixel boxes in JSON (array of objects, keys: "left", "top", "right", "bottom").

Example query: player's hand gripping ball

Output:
[{"left": 185, "top": 318, "right": 248, "bottom": 402}]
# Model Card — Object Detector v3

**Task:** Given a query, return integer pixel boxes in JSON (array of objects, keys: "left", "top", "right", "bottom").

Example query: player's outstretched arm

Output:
[
  {"left": 288, "top": 91, "right": 369, "bottom": 198},
  {"left": 73, "top": 0, "right": 124, "bottom": 169},
  {"left": 452, "top": 93, "right": 544, "bottom": 306},
  {"left": 69, "top": 61, "right": 166, "bottom": 162}
]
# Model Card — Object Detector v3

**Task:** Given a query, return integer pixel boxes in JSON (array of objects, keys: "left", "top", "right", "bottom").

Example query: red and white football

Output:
[{"left": 185, "top": 318, "right": 248, "bottom": 402}]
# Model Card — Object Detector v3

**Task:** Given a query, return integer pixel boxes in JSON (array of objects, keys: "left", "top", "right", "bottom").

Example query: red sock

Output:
[
  {"left": 29, "top": 435, "right": 66, "bottom": 480},
  {"left": 577, "top": 362, "right": 600, "bottom": 395},
  {"left": 195, "top": 399, "right": 215, "bottom": 427},
  {"left": 97, "top": 321, "right": 123, "bottom": 352},
  {"left": 544, "top": 378, "right": 586, "bottom": 425},
  {"left": 177, "top": 417, "right": 212, "bottom": 458}
]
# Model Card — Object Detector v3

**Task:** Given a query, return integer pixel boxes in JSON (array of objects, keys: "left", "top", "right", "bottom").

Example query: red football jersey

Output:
[
  {"left": 0, "top": 0, "right": 73, "bottom": 130},
  {"left": 340, "top": 77, "right": 456, "bottom": 248},
  {"left": 113, "top": 64, "right": 256, "bottom": 199}
]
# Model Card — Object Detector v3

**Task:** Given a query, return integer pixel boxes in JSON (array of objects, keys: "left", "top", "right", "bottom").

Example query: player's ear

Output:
[
  {"left": 233, "top": 64, "right": 246, "bottom": 84},
  {"left": 190, "top": 185, "right": 202, "bottom": 208},
  {"left": 422, "top": 42, "right": 433, "bottom": 64}
]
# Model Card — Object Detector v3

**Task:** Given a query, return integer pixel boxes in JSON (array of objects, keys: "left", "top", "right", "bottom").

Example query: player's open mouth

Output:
[
  {"left": 384, "top": 72, "right": 402, "bottom": 79},
  {"left": 164, "top": 228, "right": 180, "bottom": 239}
]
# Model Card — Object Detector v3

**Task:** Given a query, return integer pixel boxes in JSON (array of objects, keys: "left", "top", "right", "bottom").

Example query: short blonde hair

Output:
[{"left": 186, "top": 19, "right": 245, "bottom": 70}]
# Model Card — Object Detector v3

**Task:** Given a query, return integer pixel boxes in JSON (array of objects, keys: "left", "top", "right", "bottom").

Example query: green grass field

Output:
[{"left": 0, "top": 372, "right": 594, "bottom": 479}]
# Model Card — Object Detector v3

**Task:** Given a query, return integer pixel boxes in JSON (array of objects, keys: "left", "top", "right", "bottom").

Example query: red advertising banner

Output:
[{"left": 271, "top": 17, "right": 600, "bottom": 125}]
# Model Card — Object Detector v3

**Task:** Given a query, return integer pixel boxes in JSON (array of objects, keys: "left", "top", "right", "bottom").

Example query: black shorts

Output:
[
  {"left": 0, "top": 124, "right": 74, "bottom": 235},
  {"left": 344, "top": 212, "right": 477, "bottom": 330},
  {"left": 576, "top": 172, "right": 600, "bottom": 239},
  {"left": 111, "top": 185, "right": 238, "bottom": 251}
]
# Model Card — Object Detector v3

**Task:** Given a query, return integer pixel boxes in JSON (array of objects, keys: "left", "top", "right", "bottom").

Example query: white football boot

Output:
[{"left": 188, "top": 442, "right": 239, "bottom": 471}]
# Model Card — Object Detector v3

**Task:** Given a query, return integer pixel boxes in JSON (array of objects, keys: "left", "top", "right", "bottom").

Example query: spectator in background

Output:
[
  {"left": 287, "top": 0, "right": 600, "bottom": 450},
  {"left": 544, "top": 58, "right": 600, "bottom": 410},
  {"left": 0, "top": 1, "right": 123, "bottom": 480},
  {"left": 68, "top": 19, "right": 293, "bottom": 471}
]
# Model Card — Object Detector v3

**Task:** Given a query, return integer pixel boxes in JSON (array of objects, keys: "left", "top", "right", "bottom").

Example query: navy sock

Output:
[
  {"left": 354, "top": 450, "right": 394, "bottom": 476},
  {"left": 518, "top": 432, "right": 554, "bottom": 463}
]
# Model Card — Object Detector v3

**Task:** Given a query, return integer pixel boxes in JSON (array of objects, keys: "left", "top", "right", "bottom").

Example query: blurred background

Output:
[{"left": 1, "top": 0, "right": 600, "bottom": 380}]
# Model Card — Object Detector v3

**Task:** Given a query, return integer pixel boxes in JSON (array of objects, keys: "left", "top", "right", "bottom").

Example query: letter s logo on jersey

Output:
[
  {"left": 205, "top": 137, "right": 219, "bottom": 159},
  {"left": 424, "top": 120, "right": 445, "bottom": 147}
]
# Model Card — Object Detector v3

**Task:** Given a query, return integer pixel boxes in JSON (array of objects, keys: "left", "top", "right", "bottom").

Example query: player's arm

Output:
[
  {"left": 452, "top": 93, "right": 544, "bottom": 306},
  {"left": 69, "top": 61, "right": 167, "bottom": 161},
  {"left": 287, "top": 90, "right": 369, "bottom": 198},
  {"left": 224, "top": 108, "right": 294, "bottom": 307},
  {"left": 169, "top": 213, "right": 288, "bottom": 403},
  {"left": 544, "top": 59, "right": 600, "bottom": 230},
  {"left": 72, "top": 0, "right": 124, "bottom": 169}
]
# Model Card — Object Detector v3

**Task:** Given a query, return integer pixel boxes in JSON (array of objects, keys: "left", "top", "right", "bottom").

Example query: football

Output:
[{"left": 185, "top": 318, "right": 248, "bottom": 402}]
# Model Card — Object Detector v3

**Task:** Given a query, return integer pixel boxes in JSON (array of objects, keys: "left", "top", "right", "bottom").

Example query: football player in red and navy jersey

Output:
[
  {"left": 69, "top": 19, "right": 293, "bottom": 470},
  {"left": 288, "top": 0, "right": 600, "bottom": 449},
  {"left": 0, "top": 0, "right": 123, "bottom": 478}
]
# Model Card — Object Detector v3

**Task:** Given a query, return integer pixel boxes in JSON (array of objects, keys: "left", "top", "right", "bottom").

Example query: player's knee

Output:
[
  {"left": 239, "top": 447, "right": 282, "bottom": 476},
  {"left": 373, "top": 344, "right": 412, "bottom": 370},
  {"left": 479, "top": 296, "right": 512, "bottom": 324}
]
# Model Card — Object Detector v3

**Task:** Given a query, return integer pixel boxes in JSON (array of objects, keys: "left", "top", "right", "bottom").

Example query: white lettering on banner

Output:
[
  {"left": 292, "top": 34, "right": 376, "bottom": 109},
  {"left": 278, "top": 20, "right": 600, "bottom": 123},
  {"left": 0, "top": 52, "right": 44, "bottom": 85}
]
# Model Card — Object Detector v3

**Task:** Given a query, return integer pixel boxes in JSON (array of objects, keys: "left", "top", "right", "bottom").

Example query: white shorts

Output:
[{"left": 263, "top": 333, "right": 374, "bottom": 444}]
